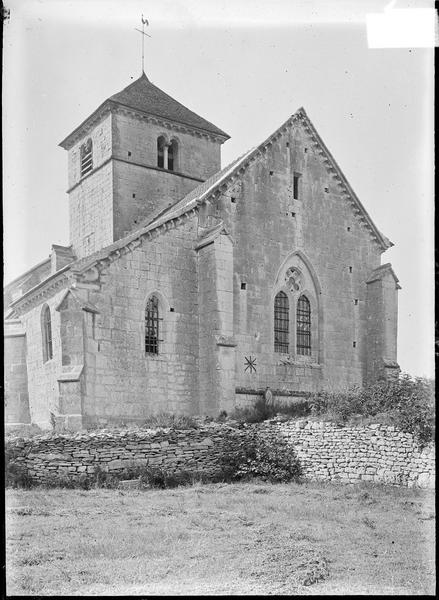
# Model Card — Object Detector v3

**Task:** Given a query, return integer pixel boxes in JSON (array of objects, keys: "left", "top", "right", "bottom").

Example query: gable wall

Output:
[
  {"left": 83, "top": 216, "right": 200, "bottom": 425},
  {"left": 211, "top": 121, "right": 383, "bottom": 397}
]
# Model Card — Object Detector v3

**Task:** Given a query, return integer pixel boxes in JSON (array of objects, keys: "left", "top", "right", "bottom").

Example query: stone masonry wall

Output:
[
  {"left": 6, "top": 420, "right": 434, "bottom": 489},
  {"left": 212, "top": 119, "right": 383, "bottom": 395},
  {"left": 111, "top": 113, "right": 222, "bottom": 242},
  {"left": 83, "top": 216, "right": 200, "bottom": 423},
  {"left": 112, "top": 114, "right": 221, "bottom": 182},
  {"left": 4, "top": 334, "right": 30, "bottom": 424},
  {"left": 69, "top": 162, "right": 114, "bottom": 258}
]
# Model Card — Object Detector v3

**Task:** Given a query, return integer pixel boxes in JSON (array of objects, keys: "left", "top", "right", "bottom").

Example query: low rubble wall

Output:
[{"left": 5, "top": 419, "right": 435, "bottom": 489}]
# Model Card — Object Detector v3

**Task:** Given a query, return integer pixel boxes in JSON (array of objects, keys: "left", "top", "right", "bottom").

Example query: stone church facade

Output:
[{"left": 4, "top": 73, "right": 400, "bottom": 430}]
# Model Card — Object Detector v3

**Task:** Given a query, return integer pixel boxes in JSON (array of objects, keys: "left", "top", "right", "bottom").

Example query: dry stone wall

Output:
[
  {"left": 6, "top": 419, "right": 435, "bottom": 489},
  {"left": 258, "top": 420, "right": 435, "bottom": 489}
]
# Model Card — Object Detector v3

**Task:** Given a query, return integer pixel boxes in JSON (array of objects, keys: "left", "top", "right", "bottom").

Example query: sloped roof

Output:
[
  {"left": 366, "top": 263, "right": 401, "bottom": 288},
  {"left": 143, "top": 147, "right": 255, "bottom": 229},
  {"left": 110, "top": 73, "right": 229, "bottom": 138},
  {"left": 4, "top": 257, "right": 51, "bottom": 293},
  {"left": 60, "top": 73, "right": 229, "bottom": 149}
]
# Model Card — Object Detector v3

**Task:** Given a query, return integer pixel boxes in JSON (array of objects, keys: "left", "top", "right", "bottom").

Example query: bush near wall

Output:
[
  {"left": 220, "top": 429, "right": 302, "bottom": 483},
  {"left": 229, "top": 375, "right": 435, "bottom": 449},
  {"left": 309, "top": 374, "right": 435, "bottom": 447}
]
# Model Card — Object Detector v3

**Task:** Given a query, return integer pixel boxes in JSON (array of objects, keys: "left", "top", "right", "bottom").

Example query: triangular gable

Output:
[
  {"left": 298, "top": 110, "right": 393, "bottom": 251},
  {"left": 140, "top": 107, "right": 392, "bottom": 252}
]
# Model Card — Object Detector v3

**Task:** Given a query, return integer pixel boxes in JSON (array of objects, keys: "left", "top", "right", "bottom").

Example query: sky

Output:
[{"left": 2, "top": 0, "right": 435, "bottom": 378}]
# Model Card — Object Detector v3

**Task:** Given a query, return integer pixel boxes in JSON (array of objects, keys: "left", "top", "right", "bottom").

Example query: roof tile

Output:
[{"left": 109, "top": 73, "right": 229, "bottom": 138}]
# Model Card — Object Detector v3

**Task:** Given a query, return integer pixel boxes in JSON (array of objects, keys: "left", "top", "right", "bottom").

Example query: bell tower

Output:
[{"left": 59, "top": 73, "right": 229, "bottom": 259}]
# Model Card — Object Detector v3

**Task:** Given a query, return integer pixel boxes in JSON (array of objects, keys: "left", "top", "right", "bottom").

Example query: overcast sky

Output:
[{"left": 2, "top": 0, "right": 434, "bottom": 378}]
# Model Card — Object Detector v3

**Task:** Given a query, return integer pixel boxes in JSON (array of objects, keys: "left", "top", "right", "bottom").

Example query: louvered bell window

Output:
[{"left": 80, "top": 138, "right": 93, "bottom": 177}]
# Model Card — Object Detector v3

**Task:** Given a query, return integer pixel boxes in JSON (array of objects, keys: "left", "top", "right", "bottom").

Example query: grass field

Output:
[{"left": 5, "top": 481, "right": 435, "bottom": 596}]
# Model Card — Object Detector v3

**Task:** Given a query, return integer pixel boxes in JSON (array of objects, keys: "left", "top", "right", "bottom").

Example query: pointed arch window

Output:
[
  {"left": 145, "top": 295, "right": 162, "bottom": 354},
  {"left": 42, "top": 304, "right": 53, "bottom": 362},
  {"left": 80, "top": 138, "right": 93, "bottom": 177},
  {"left": 297, "top": 295, "right": 311, "bottom": 355},
  {"left": 274, "top": 291, "right": 289, "bottom": 353}
]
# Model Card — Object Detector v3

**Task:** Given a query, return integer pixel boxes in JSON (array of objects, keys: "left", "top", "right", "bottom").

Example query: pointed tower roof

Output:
[
  {"left": 110, "top": 73, "right": 229, "bottom": 137},
  {"left": 60, "top": 73, "right": 229, "bottom": 149}
]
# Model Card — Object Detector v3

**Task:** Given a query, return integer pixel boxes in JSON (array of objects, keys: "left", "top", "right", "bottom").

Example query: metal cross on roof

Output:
[{"left": 134, "top": 15, "right": 151, "bottom": 74}]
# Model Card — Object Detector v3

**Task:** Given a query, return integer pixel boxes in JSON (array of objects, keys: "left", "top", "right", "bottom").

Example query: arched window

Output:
[
  {"left": 168, "top": 139, "right": 178, "bottom": 171},
  {"left": 157, "top": 136, "right": 166, "bottom": 169},
  {"left": 274, "top": 291, "right": 289, "bottom": 353},
  {"left": 145, "top": 295, "right": 161, "bottom": 354},
  {"left": 42, "top": 304, "right": 53, "bottom": 362},
  {"left": 80, "top": 138, "right": 93, "bottom": 177},
  {"left": 297, "top": 295, "right": 311, "bottom": 355}
]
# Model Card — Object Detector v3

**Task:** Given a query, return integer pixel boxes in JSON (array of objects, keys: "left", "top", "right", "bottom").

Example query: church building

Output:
[{"left": 4, "top": 71, "right": 400, "bottom": 430}]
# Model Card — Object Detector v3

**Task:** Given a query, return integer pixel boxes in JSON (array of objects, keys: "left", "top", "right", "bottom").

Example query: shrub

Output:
[
  {"left": 231, "top": 396, "right": 312, "bottom": 424},
  {"left": 309, "top": 374, "right": 435, "bottom": 446},
  {"left": 216, "top": 410, "right": 228, "bottom": 422},
  {"left": 141, "top": 412, "right": 199, "bottom": 430},
  {"left": 91, "top": 465, "right": 215, "bottom": 489},
  {"left": 137, "top": 466, "right": 212, "bottom": 488},
  {"left": 231, "top": 396, "right": 276, "bottom": 423},
  {"left": 4, "top": 423, "right": 44, "bottom": 440},
  {"left": 5, "top": 461, "right": 34, "bottom": 489},
  {"left": 309, "top": 388, "right": 363, "bottom": 423},
  {"left": 220, "top": 430, "right": 302, "bottom": 483}
]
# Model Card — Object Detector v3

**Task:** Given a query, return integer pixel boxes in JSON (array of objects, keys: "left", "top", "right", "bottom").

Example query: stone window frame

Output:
[
  {"left": 145, "top": 295, "right": 161, "bottom": 355},
  {"left": 157, "top": 134, "right": 180, "bottom": 172},
  {"left": 291, "top": 289, "right": 319, "bottom": 363},
  {"left": 142, "top": 290, "right": 175, "bottom": 361},
  {"left": 296, "top": 294, "right": 312, "bottom": 356},
  {"left": 272, "top": 286, "right": 317, "bottom": 362},
  {"left": 41, "top": 303, "right": 53, "bottom": 363},
  {"left": 157, "top": 135, "right": 167, "bottom": 169},
  {"left": 293, "top": 172, "right": 302, "bottom": 200},
  {"left": 274, "top": 290, "right": 290, "bottom": 354},
  {"left": 271, "top": 251, "right": 322, "bottom": 364},
  {"left": 80, "top": 138, "right": 93, "bottom": 177},
  {"left": 168, "top": 137, "right": 179, "bottom": 171}
]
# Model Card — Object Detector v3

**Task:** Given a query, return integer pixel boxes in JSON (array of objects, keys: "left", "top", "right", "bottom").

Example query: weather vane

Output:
[{"left": 134, "top": 15, "right": 151, "bottom": 74}]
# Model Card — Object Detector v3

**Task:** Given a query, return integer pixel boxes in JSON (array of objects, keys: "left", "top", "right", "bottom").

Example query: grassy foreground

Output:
[{"left": 6, "top": 481, "right": 435, "bottom": 596}]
